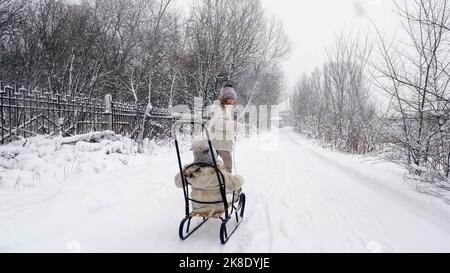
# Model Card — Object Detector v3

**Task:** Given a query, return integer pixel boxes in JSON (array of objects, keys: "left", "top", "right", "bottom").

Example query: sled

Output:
[{"left": 172, "top": 120, "right": 246, "bottom": 245}]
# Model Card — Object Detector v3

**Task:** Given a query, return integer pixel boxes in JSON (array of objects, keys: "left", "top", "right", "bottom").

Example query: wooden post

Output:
[
  {"left": 245, "top": 112, "right": 250, "bottom": 138},
  {"left": 104, "top": 94, "right": 113, "bottom": 131},
  {"left": 256, "top": 105, "right": 260, "bottom": 134}
]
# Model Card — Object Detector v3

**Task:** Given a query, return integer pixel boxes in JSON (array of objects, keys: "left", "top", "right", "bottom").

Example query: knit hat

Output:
[
  {"left": 220, "top": 83, "right": 237, "bottom": 101},
  {"left": 192, "top": 140, "right": 217, "bottom": 165}
]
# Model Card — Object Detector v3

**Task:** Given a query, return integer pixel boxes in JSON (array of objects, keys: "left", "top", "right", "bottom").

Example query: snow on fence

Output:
[{"left": 0, "top": 81, "right": 177, "bottom": 144}]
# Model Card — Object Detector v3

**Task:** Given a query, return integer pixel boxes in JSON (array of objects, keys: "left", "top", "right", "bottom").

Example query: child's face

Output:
[{"left": 224, "top": 99, "right": 237, "bottom": 106}]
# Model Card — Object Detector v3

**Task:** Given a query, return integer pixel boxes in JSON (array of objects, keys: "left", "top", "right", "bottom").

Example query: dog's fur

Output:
[{"left": 175, "top": 141, "right": 244, "bottom": 217}]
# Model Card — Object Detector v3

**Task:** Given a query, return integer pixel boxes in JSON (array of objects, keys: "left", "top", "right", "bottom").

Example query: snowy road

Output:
[{"left": 1, "top": 128, "right": 450, "bottom": 252}]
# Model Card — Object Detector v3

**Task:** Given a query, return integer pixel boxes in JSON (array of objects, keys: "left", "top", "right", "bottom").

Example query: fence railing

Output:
[{"left": 0, "top": 81, "right": 177, "bottom": 144}]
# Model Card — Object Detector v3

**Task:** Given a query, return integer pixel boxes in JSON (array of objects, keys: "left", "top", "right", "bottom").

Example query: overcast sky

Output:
[
  {"left": 259, "top": 0, "right": 403, "bottom": 89},
  {"left": 176, "top": 0, "right": 404, "bottom": 93}
]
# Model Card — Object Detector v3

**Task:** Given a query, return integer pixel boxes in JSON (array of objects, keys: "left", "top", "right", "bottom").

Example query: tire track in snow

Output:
[
  {"left": 264, "top": 200, "right": 273, "bottom": 252},
  {"left": 235, "top": 142, "right": 277, "bottom": 252},
  {"left": 276, "top": 140, "right": 326, "bottom": 252},
  {"left": 287, "top": 131, "right": 450, "bottom": 235},
  {"left": 295, "top": 150, "right": 372, "bottom": 252}
]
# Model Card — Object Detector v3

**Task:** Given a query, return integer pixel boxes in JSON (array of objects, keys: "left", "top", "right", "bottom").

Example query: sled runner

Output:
[{"left": 172, "top": 120, "right": 246, "bottom": 244}]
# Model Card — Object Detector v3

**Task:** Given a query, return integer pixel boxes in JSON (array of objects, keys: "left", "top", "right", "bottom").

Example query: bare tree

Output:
[
  {"left": 0, "top": 0, "right": 25, "bottom": 40},
  {"left": 373, "top": 0, "right": 450, "bottom": 187},
  {"left": 292, "top": 32, "right": 377, "bottom": 154},
  {"left": 239, "top": 17, "right": 291, "bottom": 115},
  {"left": 182, "top": 0, "right": 290, "bottom": 114}
]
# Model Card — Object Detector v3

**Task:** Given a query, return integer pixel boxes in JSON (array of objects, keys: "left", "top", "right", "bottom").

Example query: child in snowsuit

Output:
[{"left": 208, "top": 83, "right": 238, "bottom": 173}]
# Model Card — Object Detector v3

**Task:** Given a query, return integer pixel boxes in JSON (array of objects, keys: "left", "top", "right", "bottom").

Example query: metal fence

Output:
[{"left": 0, "top": 81, "right": 177, "bottom": 144}]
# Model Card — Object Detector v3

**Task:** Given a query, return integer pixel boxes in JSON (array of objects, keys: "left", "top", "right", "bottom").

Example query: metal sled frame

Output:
[{"left": 172, "top": 120, "right": 246, "bottom": 244}]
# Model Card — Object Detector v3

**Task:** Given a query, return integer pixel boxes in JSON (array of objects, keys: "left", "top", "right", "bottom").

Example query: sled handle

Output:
[{"left": 171, "top": 119, "right": 210, "bottom": 141}]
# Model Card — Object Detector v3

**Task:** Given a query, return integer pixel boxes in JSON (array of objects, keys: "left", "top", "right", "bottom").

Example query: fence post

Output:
[
  {"left": 245, "top": 112, "right": 250, "bottom": 138},
  {"left": 104, "top": 94, "right": 113, "bottom": 131},
  {"left": 0, "top": 82, "right": 4, "bottom": 144}
]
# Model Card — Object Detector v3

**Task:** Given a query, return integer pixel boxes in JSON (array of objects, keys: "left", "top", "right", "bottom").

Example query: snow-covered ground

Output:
[{"left": 1, "top": 128, "right": 450, "bottom": 253}]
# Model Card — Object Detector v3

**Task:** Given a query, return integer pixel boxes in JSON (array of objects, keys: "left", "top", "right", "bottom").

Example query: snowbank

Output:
[{"left": 0, "top": 133, "right": 166, "bottom": 190}]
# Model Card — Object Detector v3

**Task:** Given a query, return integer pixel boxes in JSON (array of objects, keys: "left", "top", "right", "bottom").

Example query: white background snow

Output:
[{"left": 1, "top": 128, "right": 450, "bottom": 253}]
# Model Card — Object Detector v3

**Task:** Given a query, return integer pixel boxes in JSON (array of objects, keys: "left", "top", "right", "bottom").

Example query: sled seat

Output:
[
  {"left": 190, "top": 210, "right": 226, "bottom": 219},
  {"left": 190, "top": 191, "right": 243, "bottom": 218}
]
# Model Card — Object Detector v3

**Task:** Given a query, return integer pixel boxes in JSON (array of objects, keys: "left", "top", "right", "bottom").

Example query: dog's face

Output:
[{"left": 192, "top": 140, "right": 216, "bottom": 165}]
